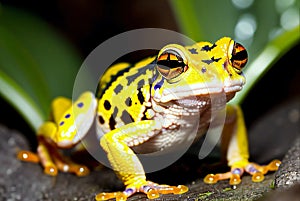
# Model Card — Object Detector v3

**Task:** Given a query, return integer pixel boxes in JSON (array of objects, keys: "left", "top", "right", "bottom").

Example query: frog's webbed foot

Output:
[
  {"left": 17, "top": 138, "right": 89, "bottom": 176},
  {"left": 204, "top": 159, "right": 281, "bottom": 185},
  {"left": 96, "top": 181, "right": 188, "bottom": 201}
]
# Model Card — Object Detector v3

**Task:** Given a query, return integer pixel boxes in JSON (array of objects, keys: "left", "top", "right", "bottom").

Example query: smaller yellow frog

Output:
[{"left": 18, "top": 37, "right": 280, "bottom": 201}]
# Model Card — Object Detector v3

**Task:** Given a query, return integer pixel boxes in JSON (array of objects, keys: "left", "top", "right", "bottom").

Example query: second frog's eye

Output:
[
  {"left": 228, "top": 41, "right": 248, "bottom": 73},
  {"left": 156, "top": 48, "right": 188, "bottom": 80}
]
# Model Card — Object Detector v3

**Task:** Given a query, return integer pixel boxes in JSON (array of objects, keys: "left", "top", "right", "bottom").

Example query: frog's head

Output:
[{"left": 151, "top": 37, "right": 248, "bottom": 104}]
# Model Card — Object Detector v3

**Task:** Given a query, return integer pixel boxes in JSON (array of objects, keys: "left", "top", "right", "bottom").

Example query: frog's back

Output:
[{"left": 97, "top": 57, "right": 156, "bottom": 133}]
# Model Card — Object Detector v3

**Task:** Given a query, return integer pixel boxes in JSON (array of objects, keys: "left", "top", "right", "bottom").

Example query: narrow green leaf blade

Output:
[
  {"left": 0, "top": 7, "right": 82, "bottom": 99},
  {"left": 0, "top": 70, "right": 44, "bottom": 130}
]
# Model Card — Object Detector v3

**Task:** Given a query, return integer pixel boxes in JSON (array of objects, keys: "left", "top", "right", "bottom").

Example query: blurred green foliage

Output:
[{"left": 0, "top": 6, "right": 81, "bottom": 130}]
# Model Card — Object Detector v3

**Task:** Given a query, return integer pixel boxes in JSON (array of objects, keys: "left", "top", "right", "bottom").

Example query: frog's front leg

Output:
[
  {"left": 96, "top": 120, "right": 188, "bottom": 201},
  {"left": 204, "top": 105, "right": 281, "bottom": 185},
  {"left": 18, "top": 91, "right": 97, "bottom": 176}
]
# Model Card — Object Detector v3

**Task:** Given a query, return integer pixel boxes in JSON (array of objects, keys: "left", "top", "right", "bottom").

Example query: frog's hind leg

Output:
[
  {"left": 17, "top": 121, "right": 60, "bottom": 176},
  {"left": 204, "top": 105, "right": 281, "bottom": 185},
  {"left": 18, "top": 118, "right": 89, "bottom": 177},
  {"left": 18, "top": 93, "right": 95, "bottom": 176},
  {"left": 17, "top": 95, "right": 69, "bottom": 176}
]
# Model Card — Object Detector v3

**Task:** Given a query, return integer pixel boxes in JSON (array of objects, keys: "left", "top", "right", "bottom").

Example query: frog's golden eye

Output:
[
  {"left": 229, "top": 42, "right": 248, "bottom": 73},
  {"left": 156, "top": 49, "right": 188, "bottom": 80}
]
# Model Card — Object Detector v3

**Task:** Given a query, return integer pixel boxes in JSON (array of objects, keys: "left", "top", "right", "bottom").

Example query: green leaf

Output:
[
  {"left": 0, "top": 6, "right": 82, "bottom": 130},
  {"left": 0, "top": 25, "right": 51, "bottom": 118},
  {"left": 0, "top": 70, "right": 44, "bottom": 130}
]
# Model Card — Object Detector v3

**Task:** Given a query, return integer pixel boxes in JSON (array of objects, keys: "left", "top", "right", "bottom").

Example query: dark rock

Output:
[
  {"left": 0, "top": 125, "right": 120, "bottom": 201},
  {"left": 259, "top": 184, "right": 300, "bottom": 201},
  {"left": 248, "top": 98, "right": 300, "bottom": 164},
  {"left": 275, "top": 137, "right": 300, "bottom": 189}
]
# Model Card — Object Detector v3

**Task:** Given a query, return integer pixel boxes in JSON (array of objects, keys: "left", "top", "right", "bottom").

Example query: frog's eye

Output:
[
  {"left": 229, "top": 42, "right": 248, "bottom": 73},
  {"left": 156, "top": 48, "right": 188, "bottom": 80}
]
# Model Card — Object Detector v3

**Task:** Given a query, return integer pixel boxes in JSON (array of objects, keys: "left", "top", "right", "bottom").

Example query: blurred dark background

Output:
[{"left": 0, "top": 0, "right": 178, "bottom": 57}]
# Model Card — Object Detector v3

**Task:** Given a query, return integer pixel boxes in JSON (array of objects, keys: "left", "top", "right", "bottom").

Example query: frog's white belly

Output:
[{"left": 131, "top": 103, "right": 212, "bottom": 154}]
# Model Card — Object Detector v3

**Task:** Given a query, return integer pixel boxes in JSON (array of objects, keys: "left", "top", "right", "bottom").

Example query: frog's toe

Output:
[
  {"left": 96, "top": 187, "right": 137, "bottom": 201},
  {"left": 17, "top": 150, "right": 58, "bottom": 176},
  {"left": 204, "top": 170, "right": 242, "bottom": 185},
  {"left": 44, "top": 165, "right": 58, "bottom": 176},
  {"left": 17, "top": 150, "right": 39, "bottom": 163},
  {"left": 51, "top": 153, "right": 90, "bottom": 176},
  {"left": 95, "top": 182, "right": 188, "bottom": 201},
  {"left": 96, "top": 191, "right": 129, "bottom": 201},
  {"left": 18, "top": 146, "right": 90, "bottom": 177},
  {"left": 70, "top": 164, "right": 90, "bottom": 176},
  {"left": 244, "top": 159, "right": 281, "bottom": 182},
  {"left": 139, "top": 182, "right": 188, "bottom": 199},
  {"left": 204, "top": 159, "right": 281, "bottom": 185}
]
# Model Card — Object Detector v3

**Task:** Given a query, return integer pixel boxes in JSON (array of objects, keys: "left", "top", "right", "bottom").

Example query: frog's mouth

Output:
[
  {"left": 173, "top": 92, "right": 236, "bottom": 109},
  {"left": 158, "top": 82, "right": 243, "bottom": 103}
]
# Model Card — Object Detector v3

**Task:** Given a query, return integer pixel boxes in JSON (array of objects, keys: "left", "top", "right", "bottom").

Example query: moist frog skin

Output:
[{"left": 18, "top": 37, "right": 281, "bottom": 201}]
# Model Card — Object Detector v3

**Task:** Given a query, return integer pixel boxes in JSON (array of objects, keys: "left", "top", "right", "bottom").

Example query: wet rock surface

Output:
[{"left": 274, "top": 137, "right": 300, "bottom": 189}]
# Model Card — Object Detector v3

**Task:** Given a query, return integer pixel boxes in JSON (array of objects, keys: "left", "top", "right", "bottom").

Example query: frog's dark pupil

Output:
[
  {"left": 231, "top": 49, "right": 247, "bottom": 63},
  {"left": 157, "top": 53, "right": 185, "bottom": 69},
  {"left": 231, "top": 42, "right": 248, "bottom": 68}
]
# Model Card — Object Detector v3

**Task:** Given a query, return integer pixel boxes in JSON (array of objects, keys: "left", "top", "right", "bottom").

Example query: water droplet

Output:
[
  {"left": 275, "top": 0, "right": 295, "bottom": 13},
  {"left": 232, "top": 0, "right": 254, "bottom": 9},
  {"left": 280, "top": 7, "right": 300, "bottom": 30},
  {"left": 235, "top": 14, "right": 257, "bottom": 40}
]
